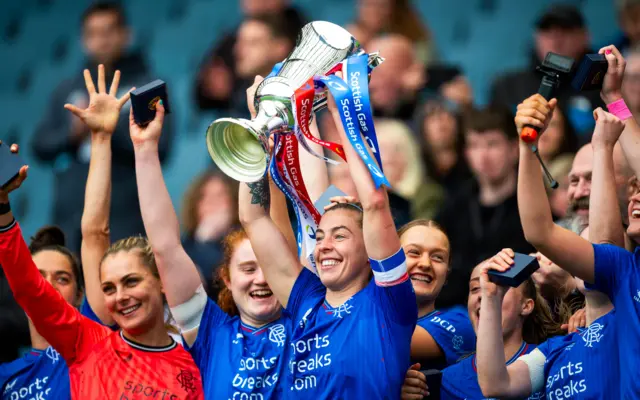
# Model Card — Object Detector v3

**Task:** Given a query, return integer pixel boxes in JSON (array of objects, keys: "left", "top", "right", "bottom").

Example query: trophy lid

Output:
[{"left": 309, "top": 21, "right": 354, "bottom": 51}]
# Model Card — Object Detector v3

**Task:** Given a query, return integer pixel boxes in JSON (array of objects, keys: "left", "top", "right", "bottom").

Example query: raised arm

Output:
[
  {"left": 66, "top": 66, "right": 132, "bottom": 326},
  {"left": 326, "top": 77, "right": 400, "bottom": 262},
  {"left": 599, "top": 45, "right": 640, "bottom": 178},
  {"left": 0, "top": 156, "right": 103, "bottom": 363},
  {"left": 476, "top": 251, "right": 534, "bottom": 398},
  {"left": 516, "top": 94, "right": 595, "bottom": 282},
  {"left": 589, "top": 108, "right": 626, "bottom": 247},
  {"left": 130, "top": 102, "right": 207, "bottom": 345},
  {"left": 239, "top": 174, "right": 302, "bottom": 307}
]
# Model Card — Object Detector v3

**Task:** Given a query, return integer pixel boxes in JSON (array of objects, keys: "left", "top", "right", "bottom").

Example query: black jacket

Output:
[
  {"left": 31, "top": 52, "right": 174, "bottom": 251},
  {"left": 434, "top": 179, "right": 534, "bottom": 308}
]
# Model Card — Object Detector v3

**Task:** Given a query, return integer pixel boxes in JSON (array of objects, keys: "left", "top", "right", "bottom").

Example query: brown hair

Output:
[
  {"left": 521, "top": 277, "right": 566, "bottom": 344},
  {"left": 29, "top": 226, "right": 84, "bottom": 296},
  {"left": 360, "top": 0, "right": 430, "bottom": 43},
  {"left": 463, "top": 106, "right": 518, "bottom": 140},
  {"left": 100, "top": 236, "right": 177, "bottom": 334},
  {"left": 323, "top": 202, "right": 364, "bottom": 229},
  {"left": 215, "top": 229, "right": 250, "bottom": 316},
  {"left": 181, "top": 169, "right": 239, "bottom": 237},
  {"left": 398, "top": 219, "right": 451, "bottom": 265}
]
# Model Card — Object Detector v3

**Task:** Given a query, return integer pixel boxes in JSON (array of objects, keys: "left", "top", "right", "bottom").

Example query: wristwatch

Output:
[{"left": 0, "top": 202, "right": 11, "bottom": 215}]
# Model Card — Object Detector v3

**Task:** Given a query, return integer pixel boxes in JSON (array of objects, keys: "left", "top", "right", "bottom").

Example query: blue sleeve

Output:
[
  {"left": 185, "top": 298, "right": 231, "bottom": 373},
  {"left": 587, "top": 243, "right": 636, "bottom": 298},
  {"left": 286, "top": 268, "right": 325, "bottom": 321},
  {"left": 80, "top": 299, "right": 118, "bottom": 330},
  {"left": 420, "top": 308, "right": 476, "bottom": 365},
  {"left": 369, "top": 278, "right": 417, "bottom": 327},
  {"left": 369, "top": 249, "right": 417, "bottom": 326}
]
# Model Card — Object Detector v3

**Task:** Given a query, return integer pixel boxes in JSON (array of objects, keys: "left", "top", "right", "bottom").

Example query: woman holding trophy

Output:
[{"left": 238, "top": 73, "right": 416, "bottom": 400}]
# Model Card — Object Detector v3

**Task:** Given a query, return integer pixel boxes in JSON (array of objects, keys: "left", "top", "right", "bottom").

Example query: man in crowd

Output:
[
  {"left": 490, "top": 4, "right": 602, "bottom": 139},
  {"left": 435, "top": 106, "right": 533, "bottom": 307},
  {"left": 367, "top": 34, "right": 427, "bottom": 122},
  {"left": 194, "top": 0, "right": 304, "bottom": 113},
  {"left": 31, "top": 2, "right": 174, "bottom": 252}
]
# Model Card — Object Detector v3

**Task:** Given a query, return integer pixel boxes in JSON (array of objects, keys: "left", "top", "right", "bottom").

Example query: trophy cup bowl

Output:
[{"left": 206, "top": 21, "right": 357, "bottom": 182}]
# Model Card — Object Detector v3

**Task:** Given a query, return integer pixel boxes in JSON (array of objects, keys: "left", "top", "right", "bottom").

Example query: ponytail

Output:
[{"left": 521, "top": 278, "right": 566, "bottom": 344}]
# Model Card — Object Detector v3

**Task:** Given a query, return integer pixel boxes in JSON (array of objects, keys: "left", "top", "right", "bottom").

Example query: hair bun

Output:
[{"left": 29, "top": 225, "right": 66, "bottom": 251}]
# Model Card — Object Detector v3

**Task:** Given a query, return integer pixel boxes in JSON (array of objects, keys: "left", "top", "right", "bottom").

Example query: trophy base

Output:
[{"left": 205, "top": 118, "right": 268, "bottom": 183}]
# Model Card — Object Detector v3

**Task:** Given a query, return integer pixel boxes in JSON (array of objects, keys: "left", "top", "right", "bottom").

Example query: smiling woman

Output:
[{"left": 398, "top": 220, "right": 476, "bottom": 371}]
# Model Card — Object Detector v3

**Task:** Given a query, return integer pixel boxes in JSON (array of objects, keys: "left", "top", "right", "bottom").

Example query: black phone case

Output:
[
  {"left": 422, "top": 369, "right": 442, "bottom": 400},
  {"left": 571, "top": 54, "right": 608, "bottom": 91},
  {"left": 0, "top": 142, "right": 25, "bottom": 190},
  {"left": 488, "top": 253, "right": 540, "bottom": 287},
  {"left": 130, "top": 79, "right": 171, "bottom": 125}
]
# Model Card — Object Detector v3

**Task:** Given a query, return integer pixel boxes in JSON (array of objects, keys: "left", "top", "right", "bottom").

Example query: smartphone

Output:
[
  {"left": 0, "top": 142, "right": 25, "bottom": 190},
  {"left": 423, "top": 369, "right": 442, "bottom": 399}
]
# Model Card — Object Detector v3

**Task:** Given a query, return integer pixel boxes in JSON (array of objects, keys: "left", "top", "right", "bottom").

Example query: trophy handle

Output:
[{"left": 205, "top": 118, "right": 268, "bottom": 183}]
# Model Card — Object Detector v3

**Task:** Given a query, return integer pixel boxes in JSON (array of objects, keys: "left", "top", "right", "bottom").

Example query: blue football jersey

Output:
[
  {"left": 585, "top": 243, "right": 640, "bottom": 397},
  {"left": 185, "top": 299, "right": 291, "bottom": 399},
  {"left": 441, "top": 342, "right": 544, "bottom": 400},
  {"left": 284, "top": 267, "right": 417, "bottom": 399},
  {"left": 536, "top": 310, "right": 617, "bottom": 399},
  {"left": 417, "top": 306, "right": 476, "bottom": 369},
  {"left": 0, "top": 347, "right": 69, "bottom": 400}
]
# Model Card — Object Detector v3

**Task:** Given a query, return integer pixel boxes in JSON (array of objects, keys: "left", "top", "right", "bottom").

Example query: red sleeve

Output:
[{"left": 0, "top": 220, "right": 109, "bottom": 364}]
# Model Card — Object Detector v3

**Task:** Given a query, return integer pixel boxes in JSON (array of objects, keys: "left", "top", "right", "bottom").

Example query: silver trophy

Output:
[{"left": 205, "top": 21, "right": 379, "bottom": 182}]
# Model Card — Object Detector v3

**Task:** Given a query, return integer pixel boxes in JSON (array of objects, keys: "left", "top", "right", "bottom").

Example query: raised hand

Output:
[
  {"left": 479, "top": 248, "right": 514, "bottom": 299},
  {"left": 324, "top": 195, "right": 358, "bottom": 211},
  {"left": 0, "top": 143, "right": 28, "bottom": 202},
  {"left": 515, "top": 94, "right": 557, "bottom": 142},
  {"left": 129, "top": 100, "right": 166, "bottom": 150},
  {"left": 562, "top": 307, "right": 587, "bottom": 333},
  {"left": 531, "top": 252, "right": 575, "bottom": 299},
  {"left": 591, "top": 107, "right": 625, "bottom": 150},
  {"left": 64, "top": 64, "right": 133, "bottom": 135},
  {"left": 598, "top": 45, "right": 626, "bottom": 105},
  {"left": 247, "top": 75, "right": 264, "bottom": 119}
]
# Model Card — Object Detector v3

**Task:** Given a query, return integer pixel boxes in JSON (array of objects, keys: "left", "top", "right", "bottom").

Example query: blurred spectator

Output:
[
  {"left": 0, "top": 269, "right": 30, "bottom": 363},
  {"left": 328, "top": 161, "right": 411, "bottom": 228},
  {"left": 547, "top": 153, "right": 574, "bottom": 220},
  {"left": 181, "top": 170, "right": 239, "bottom": 298},
  {"left": 197, "top": 13, "right": 296, "bottom": 118},
  {"left": 434, "top": 106, "right": 534, "bottom": 308},
  {"left": 613, "top": 0, "right": 640, "bottom": 54},
  {"left": 537, "top": 107, "right": 578, "bottom": 164},
  {"left": 375, "top": 118, "right": 444, "bottom": 220},
  {"left": 31, "top": 2, "right": 173, "bottom": 253},
  {"left": 622, "top": 47, "right": 640, "bottom": 117},
  {"left": 346, "top": 0, "right": 436, "bottom": 65},
  {"left": 417, "top": 99, "right": 472, "bottom": 196},
  {"left": 368, "top": 34, "right": 426, "bottom": 122},
  {"left": 558, "top": 143, "right": 633, "bottom": 229},
  {"left": 490, "top": 4, "right": 603, "bottom": 140},
  {"left": 194, "top": 0, "right": 305, "bottom": 113}
]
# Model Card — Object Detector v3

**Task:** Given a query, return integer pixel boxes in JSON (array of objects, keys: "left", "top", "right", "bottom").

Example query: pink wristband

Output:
[{"left": 607, "top": 99, "right": 633, "bottom": 120}]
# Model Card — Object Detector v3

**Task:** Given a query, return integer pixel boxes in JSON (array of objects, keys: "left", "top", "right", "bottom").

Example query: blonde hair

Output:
[
  {"left": 375, "top": 118, "right": 426, "bottom": 199},
  {"left": 101, "top": 236, "right": 178, "bottom": 334}
]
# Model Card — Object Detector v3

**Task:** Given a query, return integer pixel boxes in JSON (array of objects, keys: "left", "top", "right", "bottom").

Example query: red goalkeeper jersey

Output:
[{"left": 0, "top": 220, "right": 204, "bottom": 399}]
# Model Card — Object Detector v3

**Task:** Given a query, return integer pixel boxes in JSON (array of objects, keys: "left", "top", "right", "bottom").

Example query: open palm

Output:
[{"left": 64, "top": 64, "right": 132, "bottom": 135}]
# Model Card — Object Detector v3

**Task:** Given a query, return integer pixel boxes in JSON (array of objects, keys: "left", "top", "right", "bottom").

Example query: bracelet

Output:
[
  {"left": 607, "top": 99, "right": 633, "bottom": 121},
  {"left": 0, "top": 202, "right": 10, "bottom": 215}
]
